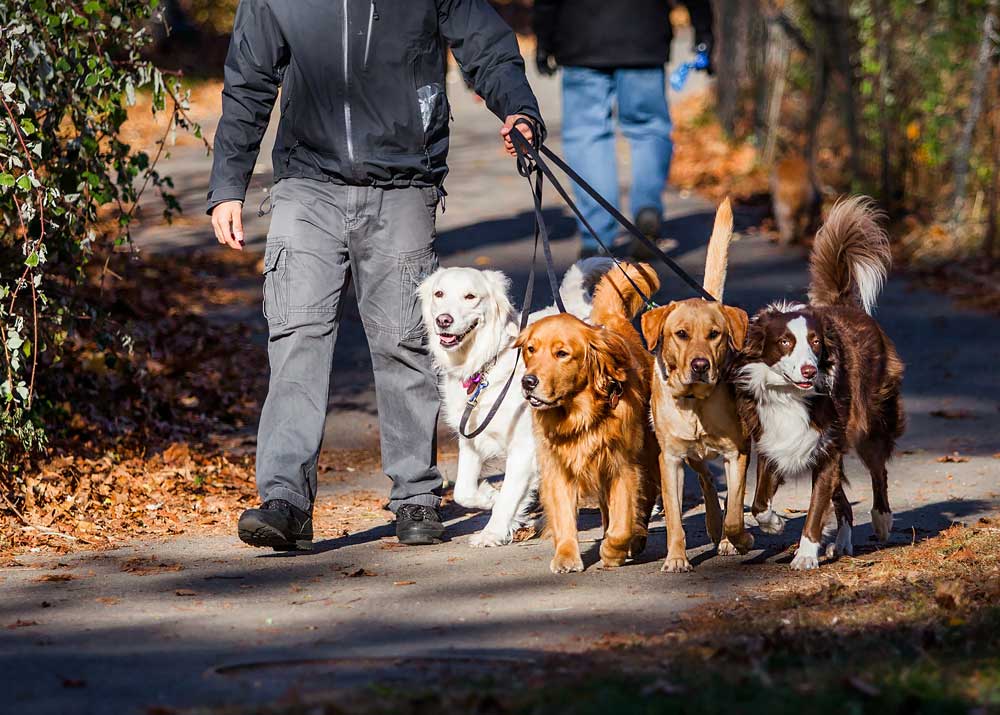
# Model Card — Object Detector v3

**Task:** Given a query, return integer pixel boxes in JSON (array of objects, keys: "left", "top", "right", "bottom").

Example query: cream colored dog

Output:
[{"left": 640, "top": 200, "right": 754, "bottom": 572}]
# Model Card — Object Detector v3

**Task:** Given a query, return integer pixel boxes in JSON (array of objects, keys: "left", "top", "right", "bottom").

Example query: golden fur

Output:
[
  {"left": 516, "top": 263, "right": 660, "bottom": 573},
  {"left": 640, "top": 201, "right": 754, "bottom": 572}
]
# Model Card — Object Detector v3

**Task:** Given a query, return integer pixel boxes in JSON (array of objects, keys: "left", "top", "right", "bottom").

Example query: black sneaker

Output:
[
  {"left": 630, "top": 207, "right": 663, "bottom": 259},
  {"left": 395, "top": 504, "right": 445, "bottom": 545},
  {"left": 238, "top": 499, "right": 313, "bottom": 551}
]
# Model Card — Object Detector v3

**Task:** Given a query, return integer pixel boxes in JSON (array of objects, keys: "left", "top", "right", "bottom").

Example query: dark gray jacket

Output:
[{"left": 207, "top": 0, "right": 542, "bottom": 211}]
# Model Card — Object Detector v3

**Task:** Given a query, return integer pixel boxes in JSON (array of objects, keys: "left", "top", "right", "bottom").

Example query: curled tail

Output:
[
  {"left": 703, "top": 197, "right": 734, "bottom": 301},
  {"left": 590, "top": 261, "right": 660, "bottom": 325},
  {"left": 558, "top": 257, "right": 615, "bottom": 319},
  {"left": 808, "top": 196, "right": 890, "bottom": 315}
]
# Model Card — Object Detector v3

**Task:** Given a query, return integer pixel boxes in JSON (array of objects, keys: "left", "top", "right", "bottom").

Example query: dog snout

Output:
[
  {"left": 691, "top": 357, "right": 710, "bottom": 375},
  {"left": 521, "top": 374, "right": 539, "bottom": 391},
  {"left": 435, "top": 313, "right": 454, "bottom": 330},
  {"left": 800, "top": 364, "right": 818, "bottom": 380}
]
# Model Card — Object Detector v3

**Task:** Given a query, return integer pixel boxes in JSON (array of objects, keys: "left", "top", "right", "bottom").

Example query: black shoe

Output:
[
  {"left": 631, "top": 207, "right": 663, "bottom": 259},
  {"left": 238, "top": 499, "right": 314, "bottom": 551},
  {"left": 395, "top": 504, "right": 445, "bottom": 545}
]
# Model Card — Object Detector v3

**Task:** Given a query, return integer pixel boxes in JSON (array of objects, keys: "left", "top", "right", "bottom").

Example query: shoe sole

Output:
[
  {"left": 397, "top": 528, "right": 445, "bottom": 546},
  {"left": 238, "top": 519, "right": 313, "bottom": 552}
]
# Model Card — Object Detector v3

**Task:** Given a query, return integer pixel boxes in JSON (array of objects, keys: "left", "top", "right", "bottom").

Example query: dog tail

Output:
[
  {"left": 590, "top": 261, "right": 660, "bottom": 324},
  {"left": 558, "top": 257, "right": 615, "bottom": 319},
  {"left": 702, "top": 197, "right": 734, "bottom": 301},
  {"left": 808, "top": 196, "right": 890, "bottom": 315}
]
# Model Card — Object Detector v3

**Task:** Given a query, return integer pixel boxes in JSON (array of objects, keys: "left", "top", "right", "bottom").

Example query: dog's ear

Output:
[
  {"left": 481, "top": 270, "right": 512, "bottom": 297},
  {"left": 640, "top": 303, "right": 677, "bottom": 351},
  {"left": 513, "top": 323, "right": 532, "bottom": 349},
  {"left": 722, "top": 305, "right": 749, "bottom": 351},
  {"left": 588, "top": 328, "right": 630, "bottom": 398},
  {"left": 480, "top": 270, "right": 515, "bottom": 326},
  {"left": 416, "top": 269, "right": 442, "bottom": 325}
]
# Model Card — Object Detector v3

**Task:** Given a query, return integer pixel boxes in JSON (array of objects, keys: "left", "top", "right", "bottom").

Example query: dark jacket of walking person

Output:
[
  {"left": 209, "top": 0, "right": 542, "bottom": 549},
  {"left": 533, "top": 0, "right": 713, "bottom": 257}
]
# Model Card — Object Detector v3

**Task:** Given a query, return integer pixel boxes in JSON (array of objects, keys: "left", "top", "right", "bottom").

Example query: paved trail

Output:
[{"left": 2, "top": 37, "right": 999, "bottom": 715}]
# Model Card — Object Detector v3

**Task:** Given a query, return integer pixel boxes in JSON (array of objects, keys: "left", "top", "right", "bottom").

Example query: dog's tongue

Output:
[{"left": 439, "top": 334, "right": 458, "bottom": 346}]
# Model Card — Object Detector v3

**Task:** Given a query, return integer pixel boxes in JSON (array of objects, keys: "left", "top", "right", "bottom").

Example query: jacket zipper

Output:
[
  {"left": 363, "top": 1, "right": 378, "bottom": 70},
  {"left": 341, "top": 0, "right": 355, "bottom": 165}
]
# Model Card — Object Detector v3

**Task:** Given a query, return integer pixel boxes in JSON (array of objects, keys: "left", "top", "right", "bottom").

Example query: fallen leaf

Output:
[
  {"left": 95, "top": 597, "right": 120, "bottom": 606},
  {"left": 174, "top": 589, "right": 198, "bottom": 597},
  {"left": 393, "top": 580, "right": 416, "bottom": 586},
  {"left": 6, "top": 619, "right": 39, "bottom": 629},
  {"left": 35, "top": 574, "right": 73, "bottom": 582},
  {"left": 930, "top": 409, "right": 974, "bottom": 419},
  {"left": 936, "top": 453, "right": 969, "bottom": 463},
  {"left": 345, "top": 568, "right": 376, "bottom": 578},
  {"left": 121, "top": 558, "right": 183, "bottom": 575}
]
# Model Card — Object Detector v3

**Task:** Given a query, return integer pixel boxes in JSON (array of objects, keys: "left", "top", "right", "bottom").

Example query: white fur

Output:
[
  {"left": 825, "top": 519, "right": 854, "bottom": 558},
  {"left": 871, "top": 508, "right": 893, "bottom": 542},
  {"left": 419, "top": 259, "right": 612, "bottom": 546},
  {"left": 853, "top": 257, "right": 886, "bottom": 316},
  {"left": 754, "top": 503, "right": 786, "bottom": 535},
  {"left": 790, "top": 535, "right": 820, "bottom": 570},
  {"left": 739, "top": 362, "right": 821, "bottom": 478}
]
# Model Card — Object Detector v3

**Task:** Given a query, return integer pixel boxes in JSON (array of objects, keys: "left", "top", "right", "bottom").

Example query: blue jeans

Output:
[{"left": 561, "top": 66, "right": 673, "bottom": 251}]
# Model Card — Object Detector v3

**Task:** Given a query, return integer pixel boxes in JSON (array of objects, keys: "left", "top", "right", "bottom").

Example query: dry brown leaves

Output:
[
  {"left": 1, "top": 248, "right": 267, "bottom": 560},
  {"left": 589, "top": 516, "right": 1000, "bottom": 664},
  {"left": 118, "top": 81, "right": 224, "bottom": 155}
]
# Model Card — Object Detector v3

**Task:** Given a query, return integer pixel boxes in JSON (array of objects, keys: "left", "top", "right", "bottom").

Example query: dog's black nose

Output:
[
  {"left": 691, "top": 357, "right": 710, "bottom": 374},
  {"left": 521, "top": 374, "right": 538, "bottom": 391},
  {"left": 800, "top": 364, "right": 817, "bottom": 379},
  {"left": 436, "top": 314, "right": 453, "bottom": 329}
]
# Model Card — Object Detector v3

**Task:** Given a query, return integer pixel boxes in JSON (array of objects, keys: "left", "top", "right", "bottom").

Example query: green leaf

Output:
[
  {"left": 15, "top": 175, "right": 31, "bottom": 191},
  {"left": 25, "top": 252, "right": 39, "bottom": 268},
  {"left": 0, "top": 174, "right": 14, "bottom": 188}
]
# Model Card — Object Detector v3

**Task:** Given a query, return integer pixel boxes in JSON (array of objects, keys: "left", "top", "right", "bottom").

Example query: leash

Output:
[
  {"left": 458, "top": 162, "right": 549, "bottom": 439},
  {"left": 458, "top": 117, "right": 717, "bottom": 439},
  {"left": 509, "top": 123, "right": 716, "bottom": 303}
]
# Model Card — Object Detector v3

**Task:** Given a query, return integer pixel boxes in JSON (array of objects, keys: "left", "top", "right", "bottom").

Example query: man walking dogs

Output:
[{"left": 209, "top": 0, "right": 542, "bottom": 549}]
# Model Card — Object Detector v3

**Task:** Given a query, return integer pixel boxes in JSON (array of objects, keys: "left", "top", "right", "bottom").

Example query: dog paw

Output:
[
  {"left": 871, "top": 509, "right": 893, "bottom": 542},
  {"left": 598, "top": 556, "right": 626, "bottom": 569},
  {"left": 469, "top": 529, "right": 513, "bottom": 548},
  {"left": 720, "top": 530, "right": 754, "bottom": 555},
  {"left": 790, "top": 553, "right": 819, "bottom": 570},
  {"left": 661, "top": 557, "right": 694, "bottom": 573},
  {"left": 791, "top": 536, "right": 821, "bottom": 570},
  {"left": 753, "top": 509, "right": 787, "bottom": 535},
  {"left": 825, "top": 522, "right": 853, "bottom": 558},
  {"left": 628, "top": 535, "right": 648, "bottom": 559},
  {"left": 550, "top": 554, "right": 584, "bottom": 574}
]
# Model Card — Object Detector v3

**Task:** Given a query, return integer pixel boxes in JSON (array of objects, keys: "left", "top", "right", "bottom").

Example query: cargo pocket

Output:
[
  {"left": 398, "top": 245, "right": 438, "bottom": 347},
  {"left": 262, "top": 240, "right": 288, "bottom": 327}
]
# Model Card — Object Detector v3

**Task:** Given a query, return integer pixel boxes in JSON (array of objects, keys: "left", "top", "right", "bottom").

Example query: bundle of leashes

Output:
[{"left": 458, "top": 119, "right": 713, "bottom": 439}]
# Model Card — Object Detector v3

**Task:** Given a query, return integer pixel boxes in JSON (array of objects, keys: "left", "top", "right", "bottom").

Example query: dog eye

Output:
[
  {"left": 779, "top": 338, "right": 791, "bottom": 348},
  {"left": 555, "top": 349, "right": 570, "bottom": 359},
  {"left": 526, "top": 346, "right": 535, "bottom": 354},
  {"left": 707, "top": 329, "right": 721, "bottom": 340},
  {"left": 433, "top": 290, "right": 444, "bottom": 298},
  {"left": 464, "top": 293, "right": 476, "bottom": 300},
  {"left": 675, "top": 330, "right": 689, "bottom": 340}
]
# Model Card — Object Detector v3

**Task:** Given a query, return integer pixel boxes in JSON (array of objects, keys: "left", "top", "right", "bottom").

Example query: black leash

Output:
[
  {"left": 509, "top": 124, "right": 716, "bottom": 303},
  {"left": 458, "top": 117, "right": 716, "bottom": 439},
  {"left": 458, "top": 162, "right": 551, "bottom": 439}
]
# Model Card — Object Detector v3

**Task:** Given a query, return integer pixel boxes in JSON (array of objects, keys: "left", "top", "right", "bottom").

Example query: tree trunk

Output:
[
  {"left": 714, "top": 0, "right": 760, "bottom": 136},
  {"left": 951, "top": 1, "right": 998, "bottom": 222}
]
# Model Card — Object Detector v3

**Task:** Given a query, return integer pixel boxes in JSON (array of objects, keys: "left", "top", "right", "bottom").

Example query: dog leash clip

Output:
[{"left": 466, "top": 377, "right": 489, "bottom": 407}]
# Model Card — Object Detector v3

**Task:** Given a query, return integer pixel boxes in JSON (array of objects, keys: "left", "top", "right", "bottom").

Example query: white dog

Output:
[{"left": 418, "top": 258, "right": 612, "bottom": 546}]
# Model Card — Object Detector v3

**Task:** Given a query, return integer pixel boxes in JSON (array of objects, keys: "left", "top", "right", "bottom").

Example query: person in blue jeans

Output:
[{"left": 534, "top": 1, "right": 714, "bottom": 258}]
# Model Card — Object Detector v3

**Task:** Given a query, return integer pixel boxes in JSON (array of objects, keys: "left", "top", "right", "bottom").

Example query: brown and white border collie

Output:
[{"left": 734, "top": 196, "right": 905, "bottom": 570}]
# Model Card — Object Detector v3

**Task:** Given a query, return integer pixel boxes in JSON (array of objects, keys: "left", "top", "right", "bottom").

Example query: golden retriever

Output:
[
  {"left": 640, "top": 199, "right": 754, "bottom": 572},
  {"left": 517, "top": 262, "right": 660, "bottom": 573}
]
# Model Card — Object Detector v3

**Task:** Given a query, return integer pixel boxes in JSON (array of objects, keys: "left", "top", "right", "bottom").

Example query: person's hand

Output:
[
  {"left": 536, "top": 51, "right": 556, "bottom": 77},
  {"left": 211, "top": 200, "right": 245, "bottom": 251},
  {"left": 500, "top": 114, "right": 536, "bottom": 157}
]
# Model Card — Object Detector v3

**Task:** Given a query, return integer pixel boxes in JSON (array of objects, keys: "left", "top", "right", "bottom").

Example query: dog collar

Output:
[
  {"left": 462, "top": 357, "right": 497, "bottom": 403},
  {"left": 462, "top": 372, "right": 485, "bottom": 395}
]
